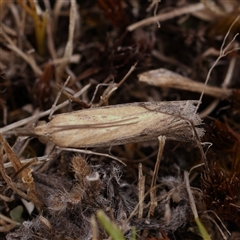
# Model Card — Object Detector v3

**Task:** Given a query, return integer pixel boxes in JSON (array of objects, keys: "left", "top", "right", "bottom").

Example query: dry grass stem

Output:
[
  {"left": 0, "top": 213, "right": 20, "bottom": 226},
  {"left": 137, "top": 163, "right": 145, "bottom": 219},
  {"left": 50, "top": 55, "right": 81, "bottom": 65},
  {"left": 196, "top": 16, "right": 240, "bottom": 112},
  {"left": 99, "top": 63, "right": 137, "bottom": 106},
  {"left": 3, "top": 155, "right": 49, "bottom": 169},
  {"left": 58, "top": 147, "right": 126, "bottom": 166},
  {"left": 139, "top": 68, "right": 232, "bottom": 99},
  {"left": 184, "top": 171, "right": 198, "bottom": 220},
  {"left": 61, "top": 88, "right": 91, "bottom": 108},
  {"left": 221, "top": 42, "right": 238, "bottom": 88},
  {"left": 149, "top": 136, "right": 166, "bottom": 217},
  {"left": 0, "top": 193, "right": 14, "bottom": 202},
  {"left": 146, "top": 0, "right": 161, "bottom": 27},
  {"left": 127, "top": 3, "right": 205, "bottom": 31},
  {"left": 52, "top": 0, "right": 65, "bottom": 29},
  {"left": 199, "top": 50, "right": 237, "bottom": 118},
  {"left": 46, "top": 14, "right": 57, "bottom": 59},
  {"left": 203, "top": 215, "right": 228, "bottom": 240},
  {"left": 201, "top": 0, "right": 226, "bottom": 15},
  {"left": 49, "top": 76, "right": 71, "bottom": 119},
  {"left": 55, "top": 0, "right": 78, "bottom": 83},
  {"left": 191, "top": 8, "right": 216, "bottom": 22},
  {"left": 0, "top": 83, "right": 91, "bottom": 133},
  {"left": 0, "top": 143, "right": 30, "bottom": 201},
  {"left": 0, "top": 134, "right": 44, "bottom": 210},
  {"left": 0, "top": 23, "right": 17, "bottom": 36},
  {"left": 205, "top": 210, "right": 231, "bottom": 236},
  {"left": 0, "top": 25, "right": 42, "bottom": 76},
  {"left": 90, "top": 215, "right": 99, "bottom": 240},
  {"left": 1, "top": 1, "right": 240, "bottom": 238},
  {"left": 0, "top": 213, "right": 20, "bottom": 232}
]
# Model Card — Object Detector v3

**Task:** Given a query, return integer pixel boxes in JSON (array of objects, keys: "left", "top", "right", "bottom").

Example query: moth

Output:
[{"left": 31, "top": 100, "right": 204, "bottom": 148}]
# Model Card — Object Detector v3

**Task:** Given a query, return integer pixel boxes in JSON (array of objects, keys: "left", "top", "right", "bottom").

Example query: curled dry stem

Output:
[{"left": 0, "top": 134, "right": 44, "bottom": 211}]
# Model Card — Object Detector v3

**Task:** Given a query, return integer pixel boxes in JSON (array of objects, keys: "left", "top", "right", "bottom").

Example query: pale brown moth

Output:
[{"left": 32, "top": 100, "right": 204, "bottom": 148}]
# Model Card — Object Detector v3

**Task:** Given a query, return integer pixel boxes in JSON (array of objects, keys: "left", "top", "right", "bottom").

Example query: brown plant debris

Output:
[
  {"left": 0, "top": 0, "right": 240, "bottom": 239},
  {"left": 202, "top": 120, "right": 240, "bottom": 228}
]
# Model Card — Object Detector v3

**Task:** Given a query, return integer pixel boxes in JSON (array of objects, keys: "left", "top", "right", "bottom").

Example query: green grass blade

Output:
[{"left": 97, "top": 210, "right": 126, "bottom": 240}]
